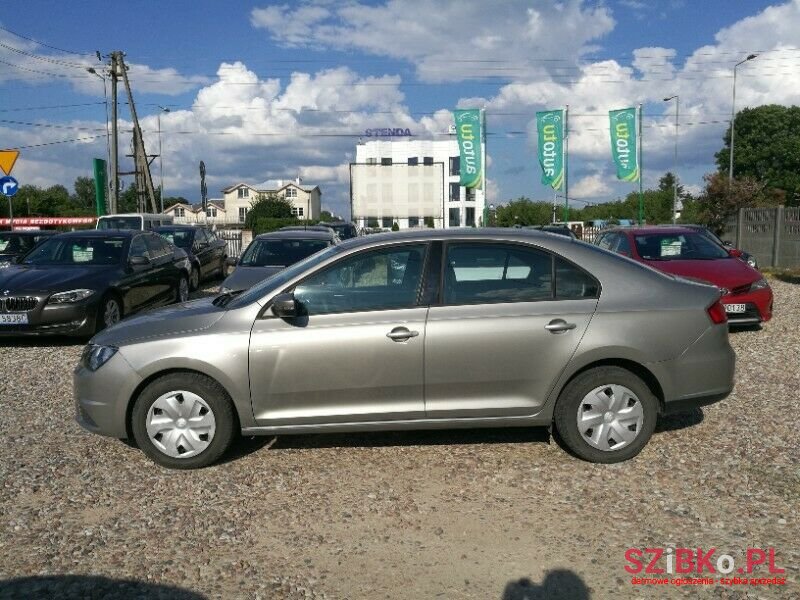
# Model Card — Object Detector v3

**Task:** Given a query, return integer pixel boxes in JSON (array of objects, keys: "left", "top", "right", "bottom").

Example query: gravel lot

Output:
[{"left": 0, "top": 280, "right": 798, "bottom": 599}]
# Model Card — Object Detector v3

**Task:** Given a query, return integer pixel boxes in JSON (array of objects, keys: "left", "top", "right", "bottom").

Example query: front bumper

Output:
[
  {"left": 74, "top": 349, "right": 143, "bottom": 439},
  {"left": 721, "top": 287, "right": 772, "bottom": 325},
  {"left": 0, "top": 296, "right": 99, "bottom": 337}
]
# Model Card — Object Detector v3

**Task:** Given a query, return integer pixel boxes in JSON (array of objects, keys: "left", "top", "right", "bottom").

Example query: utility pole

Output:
[
  {"left": 729, "top": 54, "right": 758, "bottom": 184},
  {"left": 109, "top": 51, "right": 121, "bottom": 214},
  {"left": 563, "top": 105, "right": 570, "bottom": 222},
  {"left": 663, "top": 95, "right": 679, "bottom": 224}
]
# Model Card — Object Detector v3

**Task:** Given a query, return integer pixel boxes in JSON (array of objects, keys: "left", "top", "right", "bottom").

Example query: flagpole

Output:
[
  {"left": 563, "top": 104, "right": 569, "bottom": 222},
  {"left": 481, "top": 107, "right": 487, "bottom": 227},
  {"left": 638, "top": 103, "right": 644, "bottom": 224}
]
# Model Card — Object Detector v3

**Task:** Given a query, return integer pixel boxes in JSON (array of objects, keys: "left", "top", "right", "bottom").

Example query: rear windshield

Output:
[
  {"left": 97, "top": 216, "right": 143, "bottom": 230},
  {"left": 158, "top": 229, "right": 194, "bottom": 249},
  {"left": 23, "top": 237, "right": 126, "bottom": 266},
  {"left": 0, "top": 233, "right": 35, "bottom": 254},
  {"left": 634, "top": 232, "right": 729, "bottom": 260},
  {"left": 239, "top": 238, "right": 331, "bottom": 267}
]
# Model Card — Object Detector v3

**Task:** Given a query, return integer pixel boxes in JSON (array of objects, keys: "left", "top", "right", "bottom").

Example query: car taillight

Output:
[{"left": 707, "top": 300, "right": 728, "bottom": 325}]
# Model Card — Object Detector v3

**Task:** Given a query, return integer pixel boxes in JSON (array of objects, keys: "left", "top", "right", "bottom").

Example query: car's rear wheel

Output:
[
  {"left": 96, "top": 293, "right": 122, "bottom": 333},
  {"left": 553, "top": 366, "right": 658, "bottom": 463},
  {"left": 131, "top": 372, "right": 236, "bottom": 469}
]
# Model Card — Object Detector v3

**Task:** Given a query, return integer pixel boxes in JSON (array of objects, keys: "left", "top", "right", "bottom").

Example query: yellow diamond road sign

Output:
[{"left": 0, "top": 150, "right": 20, "bottom": 176}]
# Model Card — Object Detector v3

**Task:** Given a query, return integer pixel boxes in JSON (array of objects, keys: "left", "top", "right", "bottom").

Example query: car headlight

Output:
[
  {"left": 48, "top": 289, "right": 95, "bottom": 304},
  {"left": 750, "top": 278, "right": 769, "bottom": 291},
  {"left": 747, "top": 257, "right": 758, "bottom": 268},
  {"left": 0, "top": 260, "right": 10, "bottom": 269},
  {"left": 81, "top": 344, "right": 118, "bottom": 372}
]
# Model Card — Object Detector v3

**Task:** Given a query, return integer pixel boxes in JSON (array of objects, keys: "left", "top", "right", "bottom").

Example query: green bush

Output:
[
  {"left": 391, "top": 222, "right": 399, "bottom": 231},
  {"left": 250, "top": 218, "right": 315, "bottom": 235}
]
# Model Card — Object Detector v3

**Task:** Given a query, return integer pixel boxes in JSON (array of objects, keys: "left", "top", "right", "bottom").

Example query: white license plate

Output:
[
  {"left": 0, "top": 313, "right": 29, "bottom": 325},
  {"left": 724, "top": 303, "right": 746, "bottom": 314}
]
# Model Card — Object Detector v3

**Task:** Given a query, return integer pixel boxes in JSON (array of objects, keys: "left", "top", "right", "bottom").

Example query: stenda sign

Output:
[{"left": 365, "top": 128, "right": 412, "bottom": 137}]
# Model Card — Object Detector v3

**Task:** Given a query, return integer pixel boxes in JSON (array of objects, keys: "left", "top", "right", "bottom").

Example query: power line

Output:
[
  {"left": 10, "top": 135, "right": 105, "bottom": 150},
  {"left": 0, "top": 41, "right": 89, "bottom": 68},
  {"left": 0, "top": 24, "right": 91, "bottom": 56}
]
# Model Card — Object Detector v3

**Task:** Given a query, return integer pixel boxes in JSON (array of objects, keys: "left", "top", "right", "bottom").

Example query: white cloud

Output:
[
  {"left": 571, "top": 173, "right": 612, "bottom": 198},
  {"left": 251, "top": 0, "right": 615, "bottom": 82}
]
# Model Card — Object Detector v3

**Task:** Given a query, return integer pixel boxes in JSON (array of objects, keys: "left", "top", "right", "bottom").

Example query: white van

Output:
[{"left": 96, "top": 213, "right": 174, "bottom": 231}]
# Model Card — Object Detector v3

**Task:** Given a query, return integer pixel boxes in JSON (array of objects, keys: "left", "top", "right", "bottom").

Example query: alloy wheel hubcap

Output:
[
  {"left": 191, "top": 269, "right": 199, "bottom": 289},
  {"left": 104, "top": 300, "right": 120, "bottom": 326},
  {"left": 180, "top": 278, "right": 189, "bottom": 301},
  {"left": 146, "top": 390, "right": 216, "bottom": 458},
  {"left": 576, "top": 384, "right": 644, "bottom": 451}
]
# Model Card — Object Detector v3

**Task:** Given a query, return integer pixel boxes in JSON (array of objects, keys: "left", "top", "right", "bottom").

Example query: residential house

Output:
[{"left": 222, "top": 178, "right": 322, "bottom": 224}]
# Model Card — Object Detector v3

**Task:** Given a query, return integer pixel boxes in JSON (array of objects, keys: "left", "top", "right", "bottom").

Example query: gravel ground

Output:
[{"left": 0, "top": 279, "right": 798, "bottom": 599}]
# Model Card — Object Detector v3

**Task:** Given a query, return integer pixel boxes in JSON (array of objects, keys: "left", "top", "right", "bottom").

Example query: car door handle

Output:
[
  {"left": 386, "top": 327, "right": 419, "bottom": 341},
  {"left": 544, "top": 319, "right": 576, "bottom": 333}
]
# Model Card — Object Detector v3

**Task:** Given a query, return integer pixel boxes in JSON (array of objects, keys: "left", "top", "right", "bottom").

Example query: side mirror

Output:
[
  {"left": 271, "top": 292, "right": 297, "bottom": 318},
  {"left": 722, "top": 240, "right": 734, "bottom": 247},
  {"left": 225, "top": 256, "right": 237, "bottom": 267},
  {"left": 129, "top": 255, "right": 151, "bottom": 268},
  {"left": 728, "top": 248, "right": 743, "bottom": 258}
]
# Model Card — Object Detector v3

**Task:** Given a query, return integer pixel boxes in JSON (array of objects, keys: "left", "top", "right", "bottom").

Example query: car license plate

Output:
[
  {"left": 724, "top": 303, "right": 746, "bottom": 314},
  {"left": 0, "top": 313, "right": 28, "bottom": 325}
]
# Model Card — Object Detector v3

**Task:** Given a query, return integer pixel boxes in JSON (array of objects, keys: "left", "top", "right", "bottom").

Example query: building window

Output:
[
  {"left": 449, "top": 182, "right": 460, "bottom": 201},
  {"left": 381, "top": 217, "right": 393, "bottom": 228},
  {"left": 381, "top": 157, "right": 392, "bottom": 166},
  {"left": 408, "top": 217, "right": 419, "bottom": 227},
  {"left": 423, "top": 156, "right": 434, "bottom": 166},
  {"left": 449, "top": 208, "right": 460, "bottom": 227},
  {"left": 291, "top": 206, "right": 305, "bottom": 217},
  {"left": 238, "top": 187, "right": 249, "bottom": 198},
  {"left": 285, "top": 187, "right": 297, "bottom": 198},
  {"left": 175, "top": 207, "right": 185, "bottom": 217},
  {"left": 449, "top": 156, "right": 460, "bottom": 176},
  {"left": 466, "top": 187, "right": 476, "bottom": 202},
  {"left": 206, "top": 207, "right": 217, "bottom": 218},
  {"left": 366, "top": 157, "right": 377, "bottom": 165},
  {"left": 407, "top": 157, "right": 418, "bottom": 166},
  {"left": 238, "top": 207, "right": 248, "bottom": 222},
  {"left": 367, "top": 217, "right": 379, "bottom": 227},
  {"left": 465, "top": 207, "right": 475, "bottom": 227}
]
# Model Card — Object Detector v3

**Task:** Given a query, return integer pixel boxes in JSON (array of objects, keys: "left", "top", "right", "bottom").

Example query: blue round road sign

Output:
[{"left": 0, "top": 176, "right": 19, "bottom": 197}]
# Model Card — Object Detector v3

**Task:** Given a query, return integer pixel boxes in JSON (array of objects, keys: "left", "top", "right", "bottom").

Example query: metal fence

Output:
[
  {"left": 217, "top": 230, "right": 244, "bottom": 258},
  {"left": 722, "top": 207, "right": 800, "bottom": 268}
]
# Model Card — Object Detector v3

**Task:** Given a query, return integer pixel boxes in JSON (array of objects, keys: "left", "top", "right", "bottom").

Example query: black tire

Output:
[
  {"left": 189, "top": 265, "right": 200, "bottom": 291},
  {"left": 95, "top": 292, "right": 123, "bottom": 333},
  {"left": 175, "top": 274, "right": 190, "bottom": 303},
  {"left": 553, "top": 366, "right": 658, "bottom": 463},
  {"left": 216, "top": 256, "right": 228, "bottom": 279},
  {"left": 131, "top": 372, "right": 237, "bottom": 469}
]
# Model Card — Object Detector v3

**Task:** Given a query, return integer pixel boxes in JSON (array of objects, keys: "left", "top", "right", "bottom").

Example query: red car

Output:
[{"left": 595, "top": 227, "right": 772, "bottom": 325}]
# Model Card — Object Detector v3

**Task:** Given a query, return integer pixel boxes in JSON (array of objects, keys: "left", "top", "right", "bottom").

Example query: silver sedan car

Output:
[{"left": 74, "top": 229, "right": 735, "bottom": 469}]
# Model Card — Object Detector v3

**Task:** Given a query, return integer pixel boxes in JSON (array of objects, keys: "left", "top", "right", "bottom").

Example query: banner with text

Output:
[
  {"left": 609, "top": 108, "right": 639, "bottom": 182},
  {"left": 453, "top": 109, "right": 483, "bottom": 189},
  {"left": 536, "top": 110, "right": 565, "bottom": 190}
]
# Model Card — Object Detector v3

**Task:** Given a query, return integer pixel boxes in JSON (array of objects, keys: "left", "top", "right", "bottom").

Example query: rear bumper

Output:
[{"left": 649, "top": 324, "right": 736, "bottom": 412}]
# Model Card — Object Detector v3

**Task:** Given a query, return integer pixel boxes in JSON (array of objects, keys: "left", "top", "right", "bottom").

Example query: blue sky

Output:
[{"left": 1, "top": 0, "right": 798, "bottom": 218}]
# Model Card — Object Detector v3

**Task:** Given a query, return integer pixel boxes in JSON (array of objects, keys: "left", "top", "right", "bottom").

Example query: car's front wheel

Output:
[
  {"left": 553, "top": 366, "right": 658, "bottom": 463},
  {"left": 131, "top": 372, "right": 237, "bottom": 469},
  {"left": 96, "top": 293, "right": 122, "bottom": 333},
  {"left": 189, "top": 265, "right": 200, "bottom": 291},
  {"left": 176, "top": 275, "right": 190, "bottom": 303}
]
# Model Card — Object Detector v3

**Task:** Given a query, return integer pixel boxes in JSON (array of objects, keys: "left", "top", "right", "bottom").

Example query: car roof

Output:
[
  {"left": 51, "top": 229, "right": 139, "bottom": 239},
  {"left": 604, "top": 226, "right": 697, "bottom": 235},
  {"left": 1, "top": 230, "right": 57, "bottom": 236},
  {"left": 335, "top": 227, "right": 580, "bottom": 251},
  {"left": 153, "top": 225, "right": 203, "bottom": 231},
  {"left": 255, "top": 229, "right": 335, "bottom": 240}
]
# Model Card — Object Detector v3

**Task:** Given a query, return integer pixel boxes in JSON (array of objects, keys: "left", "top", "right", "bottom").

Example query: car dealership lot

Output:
[{"left": 1, "top": 282, "right": 798, "bottom": 598}]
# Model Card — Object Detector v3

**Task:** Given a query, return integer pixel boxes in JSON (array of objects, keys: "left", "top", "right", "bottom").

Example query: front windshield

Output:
[
  {"left": 229, "top": 244, "right": 343, "bottom": 307},
  {"left": 239, "top": 238, "right": 331, "bottom": 267},
  {"left": 23, "top": 237, "right": 126, "bottom": 266},
  {"left": 97, "top": 216, "right": 142, "bottom": 230},
  {"left": 158, "top": 229, "right": 193, "bottom": 249},
  {"left": 634, "top": 232, "right": 730, "bottom": 260}
]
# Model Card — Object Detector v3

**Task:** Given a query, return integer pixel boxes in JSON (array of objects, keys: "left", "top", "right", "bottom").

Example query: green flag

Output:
[
  {"left": 453, "top": 109, "right": 483, "bottom": 188},
  {"left": 536, "top": 110, "right": 564, "bottom": 190},
  {"left": 609, "top": 108, "right": 639, "bottom": 182}
]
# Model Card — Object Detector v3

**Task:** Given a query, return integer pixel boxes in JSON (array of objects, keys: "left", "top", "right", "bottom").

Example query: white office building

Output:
[{"left": 352, "top": 138, "right": 486, "bottom": 229}]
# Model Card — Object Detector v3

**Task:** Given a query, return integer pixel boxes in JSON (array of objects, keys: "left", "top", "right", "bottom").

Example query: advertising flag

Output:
[
  {"left": 536, "top": 110, "right": 565, "bottom": 190},
  {"left": 609, "top": 108, "right": 639, "bottom": 181},
  {"left": 453, "top": 109, "right": 483, "bottom": 188}
]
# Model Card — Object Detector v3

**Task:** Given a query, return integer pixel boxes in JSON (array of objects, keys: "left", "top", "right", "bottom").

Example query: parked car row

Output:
[{"left": 73, "top": 228, "right": 737, "bottom": 470}]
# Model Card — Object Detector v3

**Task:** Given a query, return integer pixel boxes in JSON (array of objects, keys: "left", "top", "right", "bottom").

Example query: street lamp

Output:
[
  {"left": 663, "top": 95, "right": 679, "bottom": 224},
  {"left": 86, "top": 67, "right": 111, "bottom": 206},
  {"left": 729, "top": 54, "right": 758, "bottom": 184},
  {"left": 156, "top": 105, "right": 171, "bottom": 213}
]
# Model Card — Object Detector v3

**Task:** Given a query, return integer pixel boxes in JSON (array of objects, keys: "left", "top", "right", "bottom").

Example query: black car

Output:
[
  {"left": 0, "top": 230, "right": 58, "bottom": 268},
  {"left": 319, "top": 221, "right": 358, "bottom": 239},
  {"left": 0, "top": 230, "right": 190, "bottom": 337},
  {"left": 524, "top": 225, "right": 578, "bottom": 239},
  {"left": 153, "top": 225, "right": 228, "bottom": 290}
]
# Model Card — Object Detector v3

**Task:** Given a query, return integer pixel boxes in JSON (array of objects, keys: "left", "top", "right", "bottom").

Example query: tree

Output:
[
  {"left": 73, "top": 177, "right": 96, "bottom": 212},
  {"left": 495, "top": 198, "right": 553, "bottom": 226},
  {"left": 319, "top": 210, "right": 334, "bottom": 222},
  {"left": 715, "top": 105, "right": 800, "bottom": 205},
  {"left": 245, "top": 192, "right": 294, "bottom": 230},
  {"left": 693, "top": 172, "right": 784, "bottom": 235}
]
